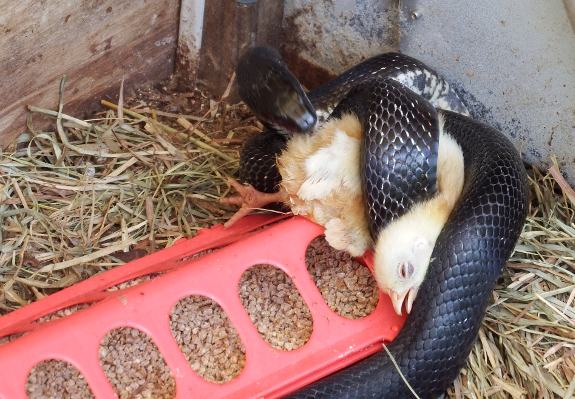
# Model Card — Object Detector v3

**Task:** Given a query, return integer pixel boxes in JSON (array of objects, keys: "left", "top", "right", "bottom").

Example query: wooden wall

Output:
[{"left": 0, "top": 0, "right": 180, "bottom": 146}]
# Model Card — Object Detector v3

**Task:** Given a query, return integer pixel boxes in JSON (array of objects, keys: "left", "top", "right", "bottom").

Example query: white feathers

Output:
[
  {"left": 277, "top": 114, "right": 372, "bottom": 257},
  {"left": 297, "top": 129, "right": 361, "bottom": 201},
  {"left": 324, "top": 217, "right": 370, "bottom": 257}
]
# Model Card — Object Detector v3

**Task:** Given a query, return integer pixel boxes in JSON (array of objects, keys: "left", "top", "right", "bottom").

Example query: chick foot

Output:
[{"left": 220, "top": 178, "right": 286, "bottom": 228}]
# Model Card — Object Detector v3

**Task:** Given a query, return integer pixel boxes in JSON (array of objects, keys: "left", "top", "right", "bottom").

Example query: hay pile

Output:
[
  {"left": 0, "top": 76, "right": 574, "bottom": 398},
  {"left": 447, "top": 166, "right": 575, "bottom": 399},
  {"left": 0, "top": 76, "right": 244, "bottom": 314}
]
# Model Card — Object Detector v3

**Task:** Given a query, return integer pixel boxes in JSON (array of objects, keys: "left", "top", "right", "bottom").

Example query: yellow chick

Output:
[{"left": 223, "top": 112, "right": 464, "bottom": 317}]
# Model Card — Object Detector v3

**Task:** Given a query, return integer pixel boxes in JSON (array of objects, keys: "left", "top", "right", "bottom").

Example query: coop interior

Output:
[{"left": 1, "top": 0, "right": 575, "bottom": 398}]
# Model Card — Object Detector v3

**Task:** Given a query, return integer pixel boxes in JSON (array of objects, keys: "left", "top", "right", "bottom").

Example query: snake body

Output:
[{"left": 236, "top": 47, "right": 528, "bottom": 398}]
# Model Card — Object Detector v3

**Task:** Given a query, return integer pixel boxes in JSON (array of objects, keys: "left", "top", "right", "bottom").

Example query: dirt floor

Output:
[{"left": 112, "top": 74, "right": 263, "bottom": 154}]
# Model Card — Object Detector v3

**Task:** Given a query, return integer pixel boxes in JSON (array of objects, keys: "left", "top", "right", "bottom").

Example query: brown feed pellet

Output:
[
  {"left": 26, "top": 360, "right": 95, "bottom": 399},
  {"left": 239, "top": 264, "right": 314, "bottom": 351},
  {"left": 305, "top": 236, "right": 379, "bottom": 318},
  {"left": 169, "top": 295, "right": 246, "bottom": 383},
  {"left": 106, "top": 272, "right": 166, "bottom": 292},
  {"left": 34, "top": 303, "right": 94, "bottom": 324},
  {"left": 98, "top": 327, "right": 176, "bottom": 399},
  {"left": 0, "top": 331, "right": 27, "bottom": 347}
]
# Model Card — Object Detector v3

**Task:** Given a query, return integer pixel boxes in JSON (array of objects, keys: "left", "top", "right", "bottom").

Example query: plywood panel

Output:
[{"left": 0, "top": 0, "right": 180, "bottom": 146}]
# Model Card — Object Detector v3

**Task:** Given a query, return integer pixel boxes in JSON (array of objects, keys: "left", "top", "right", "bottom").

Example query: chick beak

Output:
[
  {"left": 405, "top": 286, "right": 420, "bottom": 314},
  {"left": 389, "top": 286, "right": 420, "bottom": 316},
  {"left": 389, "top": 289, "right": 409, "bottom": 316}
]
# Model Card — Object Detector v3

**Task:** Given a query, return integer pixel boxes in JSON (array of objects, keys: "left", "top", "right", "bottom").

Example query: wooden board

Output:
[
  {"left": 197, "top": 0, "right": 283, "bottom": 101},
  {"left": 0, "top": 0, "right": 180, "bottom": 147}
]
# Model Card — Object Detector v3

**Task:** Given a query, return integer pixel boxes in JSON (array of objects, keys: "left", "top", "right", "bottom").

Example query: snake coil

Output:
[{"left": 237, "top": 47, "right": 528, "bottom": 399}]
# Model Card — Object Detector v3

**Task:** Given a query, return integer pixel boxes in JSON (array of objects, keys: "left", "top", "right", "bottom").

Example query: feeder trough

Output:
[{"left": 0, "top": 215, "right": 405, "bottom": 398}]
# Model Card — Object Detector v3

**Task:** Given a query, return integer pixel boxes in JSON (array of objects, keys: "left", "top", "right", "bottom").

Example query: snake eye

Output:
[{"left": 399, "top": 262, "right": 414, "bottom": 279}]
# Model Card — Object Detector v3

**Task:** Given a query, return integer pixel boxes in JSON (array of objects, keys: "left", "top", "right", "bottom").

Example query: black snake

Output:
[{"left": 235, "top": 47, "right": 528, "bottom": 399}]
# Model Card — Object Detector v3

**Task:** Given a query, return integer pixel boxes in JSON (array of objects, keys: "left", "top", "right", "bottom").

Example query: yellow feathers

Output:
[{"left": 277, "top": 114, "right": 373, "bottom": 256}]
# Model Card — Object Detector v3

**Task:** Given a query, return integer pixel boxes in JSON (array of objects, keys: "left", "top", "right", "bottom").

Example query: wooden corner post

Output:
[{"left": 194, "top": 0, "right": 284, "bottom": 101}]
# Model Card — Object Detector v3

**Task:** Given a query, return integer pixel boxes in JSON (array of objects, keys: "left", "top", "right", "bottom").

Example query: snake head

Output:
[{"left": 236, "top": 46, "right": 317, "bottom": 135}]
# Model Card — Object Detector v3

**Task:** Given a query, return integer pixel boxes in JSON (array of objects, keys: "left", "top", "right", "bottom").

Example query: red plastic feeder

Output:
[{"left": 0, "top": 215, "right": 405, "bottom": 398}]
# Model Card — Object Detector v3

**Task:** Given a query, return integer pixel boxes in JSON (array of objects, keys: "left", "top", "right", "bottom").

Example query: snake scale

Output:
[{"left": 235, "top": 47, "right": 528, "bottom": 399}]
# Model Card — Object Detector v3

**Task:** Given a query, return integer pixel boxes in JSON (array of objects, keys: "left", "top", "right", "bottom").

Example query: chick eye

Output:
[{"left": 399, "top": 262, "right": 414, "bottom": 279}]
